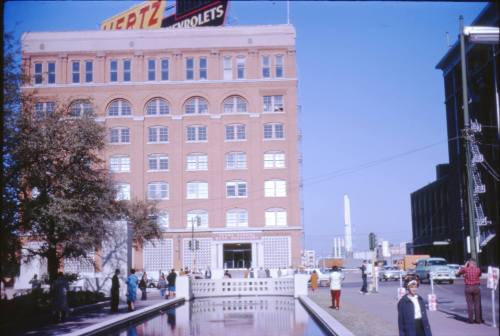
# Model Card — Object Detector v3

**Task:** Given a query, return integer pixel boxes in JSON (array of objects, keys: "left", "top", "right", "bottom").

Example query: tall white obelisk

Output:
[{"left": 344, "top": 194, "right": 353, "bottom": 256}]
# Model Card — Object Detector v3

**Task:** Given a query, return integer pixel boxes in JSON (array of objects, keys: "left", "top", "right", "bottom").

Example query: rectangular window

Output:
[
  {"left": 148, "top": 154, "right": 169, "bottom": 171},
  {"left": 223, "top": 56, "right": 232, "bottom": 80},
  {"left": 161, "top": 58, "right": 169, "bottom": 80},
  {"left": 148, "top": 127, "right": 168, "bottom": 143},
  {"left": 110, "top": 155, "right": 130, "bottom": 172},
  {"left": 199, "top": 57, "right": 207, "bottom": 80},
  {"left": 264, "top": 152, "right": 285, "bottom": 168},
  {"left": 123, "top": 59, "right": 131, "bottom": 82},
  {"left": 186, "top": 57, "right": 194, "bottom": 80},
  {"left": 264, "top": 180, "right": 287, "bottom": 197},
  {"left": 115, "top": 183, "right": 131, "bottom": 201},
  {"left": 262, "top": 56, "right": 270, "bottom": 78},
  {"left": 110, "top": 60, "right": 118, "bottom": 82},
  {"left": 275, "top": 55, "right": 284, "bottom": 78},
  {"left": 263, "top": 95, "right": 284, "bottom": 112},
  {"left": 148, "top": 182, "right": 169, "bottom": 200},
  {"left": 148, "top": 59, "right": 156, "bottom": 81},
  {"left": 265, "top": 210, "right": 287, "bottom": 226},
  {"left": 72, "top": 61, "right": 80, "bottom": 83},
  {"left": 225, "top": 125, "right": 246, "bottom": 141},
  {"left": 225, "top": 152, "right": 247, "bottom": 170},
  {"left": 48, "top": 62, "right": 56, "bottom": 84},
  {"left": 187, "top": 182, "right": 208, "bottom": 199},
  {"left": 187, "top": 154, "right": 208, "bottom": 171},
  {"left": 187, "top": 126, "right": 207, "bottom": 142},
  {"left": 264, "top": 123, "right": 284, "bottom": 139},
  {"left": 226, "top": 181, "right": 247, "bottom": 198},
  {"left": 85, "top": 60, "right": 93, "bottom": 83},
  {"left": 226, "top": 211, "right": 248, "bottom": 227},
  {"left": 110, "top": 128, "right": 130, "bottom": 144},
  {"left": 236, "top": 56, "right": 246, "bottom": 79},
  {"left": 34, "top": 63, "right": 43, "bottom": 84}
]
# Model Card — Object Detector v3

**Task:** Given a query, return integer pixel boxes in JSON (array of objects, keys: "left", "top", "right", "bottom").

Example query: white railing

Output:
[{"left": 191, "top": 277, "right": 295, "bottom": 298}]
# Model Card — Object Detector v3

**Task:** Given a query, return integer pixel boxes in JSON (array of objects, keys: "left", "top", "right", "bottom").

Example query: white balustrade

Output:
[{"left": 191, "top": 277, "right": 295, "bottom": 298}]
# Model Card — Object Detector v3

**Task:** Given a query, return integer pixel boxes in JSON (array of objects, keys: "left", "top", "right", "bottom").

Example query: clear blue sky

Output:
[{"left": 4, "top": 1, "right": 488, "bottom": 256}]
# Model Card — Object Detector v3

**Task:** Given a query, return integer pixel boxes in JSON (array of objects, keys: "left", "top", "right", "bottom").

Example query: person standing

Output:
[
  {"left": 329, "top": 267, "right": 344, "bottom": 309},
  {"left": 139, "top": 272, "right": 148, "bottom": 300},
  {"left": 456, "top": 259, "right": 483, "bottom": 324},
  {"left": 310, "top": 270, "right": 319, "bottom": 292},
  {"left": 205, "top": 267, "right": 212, "bottom": 279},
  {"left": 110, "top": 269, "right": 120, "bottom": 313},
  {"left": 167, "top": 269, "right": 177, "bottom": 299},
  {"left": 52, "top": 272, "right": 69, "bottom": 322},
  {"left": 30, "top": 274, "right": 42, "bottom": 291},
  {"left": 398, "top": 280, "right": 432, "bottom": 336},
  {"left": 158, "top": 273, "right": 167, "bottom": 298},
  {"left": 360, "top": 260, "right": 368, "bottom": 294},
  {"left": 277, "top": 267, "right": 282, "bottom": 278},
  {"left": 126, "top": 269, "right": 139, "bottom": 311}
]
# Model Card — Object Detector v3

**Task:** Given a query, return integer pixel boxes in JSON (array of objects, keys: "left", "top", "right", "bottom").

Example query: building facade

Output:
[
  {"left": 411, "top": 4, "right": 498, "bottom": 266},
  {"left": 22, "top": 25, "right": 302, "bottom": 277}
]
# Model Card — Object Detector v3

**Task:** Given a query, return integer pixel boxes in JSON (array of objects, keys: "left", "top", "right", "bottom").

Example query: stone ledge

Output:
[{"left": 298, "top": 295, "right": 354, "bottom": 336}]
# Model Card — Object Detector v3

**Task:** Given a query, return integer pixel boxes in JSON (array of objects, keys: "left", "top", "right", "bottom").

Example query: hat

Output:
[{"left": 407, "top": 280, "right": 418, "bottom": 287}]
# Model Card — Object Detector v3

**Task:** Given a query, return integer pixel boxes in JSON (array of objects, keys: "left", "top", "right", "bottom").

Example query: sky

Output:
[{"left": 4, "top": 1, "right": 488, "bottom": 256}]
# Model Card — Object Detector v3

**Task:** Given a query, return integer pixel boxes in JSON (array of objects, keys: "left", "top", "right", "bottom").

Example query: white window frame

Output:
[
  {"left": 34, "top": 62, "right": 43, "bottom": 84},
  {"left": 48, "top": 61, "right": 56, "bottom": 84},
  {"left": 187, "top": 211, "right": 208, "bottom": 228},
  {"left": 187, "top": 181, "right": 208, "bottom": 199},
  {"left": 148, "top": 126, "right": 168, "bottom": 143},
  {"left": 265, "top": 208, "right": 287, "bottom": 226},
  {"left": 148, "top": 182, "right": 169, "bottom": 200},
  {"left": 225, "top": 152, "right": 247, "bottom": 170},
  {"left": 34, "top": 101, "right": 55, "bottom": 117},
  {"left": 147, "top": 59, "right": 156, "bottom": 81},
  {"left": 199, "top": 57, "right": 207, "bottom": 80},
  {"left": 110, "top": 59, "right": 118, "bottom": 82},
  {"left": 107, "top": 99, "right": 132, "bottom": 116},
  {"left": 157, "top": 212, "right": 169, "bottom": 231},
  {"left": 275, "top": 55, "right": 284, "bottom": 78},
  {"left": 236, "top": 56, "right": 246, "bottom": 79},
  {"left": 225, "top": 124, "right": 246, "bottom": 141},
  {"left": 186, "top": 125, "right": 207, "bottom": 142},
  {"left": 226, "top": 181, "right": 247, "bottom": 198},
  {"left": 146, "top": 98, "right": 170, "bottom": 116},
  {"left": 263, "top": 95, "right": 284, "bottom": 112},
  {"left": 223, "top": 56, "right": 232, "bottom": 80},
  {"left": 186, "top": 57, "right": 194, "bottom": 80},
  {"left": 69, "top": 100, "right": 93, "bottom": 117},
  {"left": 123, "top": 59, "right": 131, "bottom": 82},
  {"left": 84, "top": 60, "right": 93, "bottom": 83},
  {"left": 186, "top": 153, "right": 208, "bottom": 171},
  {"left": 148, "top": 154, "right": 169, "bottom": 171},
  {"left": 110, "top": 155, "right": 130, "bottom": 173},
  {"left": 264, "top": 123, "right": 284, "bottom": 140},
  {"left": 264, "top": 180, "right": 287, "bottom": 197},
  {"left": 264, "top": 151, "right": 285, "bottom": 169},
  {"left": 184, "top": 97, "right": 208, "bottom": 114},
  {"left": 109, "top": 127, "right": 130, "bottom": 144},
  {"left": 71, "top": 60, "right": 80, "bottom": 83},
  {"left": 226, "top": 209, "right": 248, "bottom": 227},
  {"left": 161, "top": 58, "right": 169, "bottom": 81},
  {"left": 115, "top": 183, "right": 130, "bottom": 201},
  {"left": 262, "top": 55, "right": 270, "bottom": 78},
  {"left": 223, "top": 96, "right": 247, "bottom": 113}
]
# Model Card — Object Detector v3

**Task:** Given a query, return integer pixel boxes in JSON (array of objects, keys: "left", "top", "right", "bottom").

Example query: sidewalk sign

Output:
[
  {"left": 487, "top": 266, "right": 498, "bottom": 328},
  {"left": 397, "top": 287, "right": 406, "bottom": 300},
  {"left": 428, "top": 293, "right": 437, "bottom": 311}
]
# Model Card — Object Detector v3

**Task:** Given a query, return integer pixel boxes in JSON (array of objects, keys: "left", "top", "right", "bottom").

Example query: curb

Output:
[
  {"left": 298, "top": 295, "right": 354, "bottom": 336},
  {"left": 66, "top": 297, "right": 185, "bottom": 336}
]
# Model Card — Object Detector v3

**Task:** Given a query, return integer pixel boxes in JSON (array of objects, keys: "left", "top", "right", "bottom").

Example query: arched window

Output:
[
  {"left": 69, "top": 100, "right": 93, "bottom": 117},
  {"left": 184, "top": 97, "right": 208, "bottom": 114},
  {"left": 146, "top": 98, "right": 170, "bottom": 115},
  {"left": 223, "top": 96, "right": 247, "bottom": 113},
  {"left": 226, "top": 209, "right": 248, "bottom": 227},
  {"left": 187, "top": 210, "right": 208, "bottom": 228},
  {"left": 107, "top": 99, "right": 132, "bottom": 116}
]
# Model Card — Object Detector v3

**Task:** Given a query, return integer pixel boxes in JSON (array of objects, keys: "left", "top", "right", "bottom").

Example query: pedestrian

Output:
[
  {"left": 249, "top": 268, "right": 255, "bottom": 278},
  {"left": 110, "top": 269, "right": 120, "bottom": 313},
  {"left": 329, "top": 266, "right": 344, "bottom": 310},
  {"left": 224, "top": 270, "right": 232, "bottom": 278},
  {"left": 397, "top": 280, "right": 432, "bottom": 336},
  {"left": 30, "top": 274, "right": 42, "bottom": 291},
  {"left": 360, "top": 260, "right": 368, "bottom": 294},
  {"left": 52, "top": 272, "right": 69, "bottom": 322},
  {"left": 126, "top": 268, "right": 139, "bottom": 311},
  {"left": 139, "top": 272, "right": 148, "bottom": 300},
  {"left": 158, "top": 273, "right": 167, "bottom": 298},
  {"left": 277, "top": 267, "right": 282, "bottom": 278},
  {"left": 167, "top": 269, "right": 177, "bottom": 299},
  {"left": 456, "top": 259, "right": 483, "bottom": 324},
  {"left": 205, "top": 267, "right": 212, "bottom": 279},
  {"left": 310, "top": 270, "right": 319, "bottom": 292},
  {"left": 265, "top": 268, "right": 270, "bottom": 278},
  {"left": 244, "top": 268, "right": 249, "bottom": 278}
]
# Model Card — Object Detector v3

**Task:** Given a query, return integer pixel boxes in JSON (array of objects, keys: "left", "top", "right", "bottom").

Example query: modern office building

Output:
[
  {"left": 411, "top": 4, "right": 498, "bottom": 265},
  {"left": 21, "top": 24, "right": 302, "bottom": 277}
]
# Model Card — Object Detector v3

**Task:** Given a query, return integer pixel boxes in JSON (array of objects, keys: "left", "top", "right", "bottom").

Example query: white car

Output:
[{"left": 305, "top": 268, "right": 331, "bottom": 287}]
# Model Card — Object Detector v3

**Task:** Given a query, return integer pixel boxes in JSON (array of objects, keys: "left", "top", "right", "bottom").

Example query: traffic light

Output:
[{"left": 369, "top": 232, "right": 376, "bottom": 251}]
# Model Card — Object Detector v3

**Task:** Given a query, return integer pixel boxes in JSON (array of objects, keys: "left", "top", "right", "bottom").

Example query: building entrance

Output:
[{"left": 223, "top": 243, "right": 251, "bottom": 269}]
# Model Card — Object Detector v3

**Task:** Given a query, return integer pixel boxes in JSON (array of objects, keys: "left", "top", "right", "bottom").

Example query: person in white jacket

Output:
[{"left": 329, "top": 266, "right": 345, "bottom": 310}]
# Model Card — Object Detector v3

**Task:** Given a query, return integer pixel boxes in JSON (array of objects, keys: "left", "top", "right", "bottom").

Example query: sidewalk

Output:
[
  {"left": 18, "top": 291, "right": 176, "bottom": 336},
  {"left": 309, "top": 284, "right": 498, "bottom": 336}
]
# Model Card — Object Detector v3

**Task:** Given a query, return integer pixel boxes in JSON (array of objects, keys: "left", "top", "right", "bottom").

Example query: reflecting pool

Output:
[{"left": 112, "top": 297, "right": 329, "bottom": 336}]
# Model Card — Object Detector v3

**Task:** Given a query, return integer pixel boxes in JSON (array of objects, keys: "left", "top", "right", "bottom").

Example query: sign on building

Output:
[{"left": 101, "top": 0, "right": 229, "bottom": 30}]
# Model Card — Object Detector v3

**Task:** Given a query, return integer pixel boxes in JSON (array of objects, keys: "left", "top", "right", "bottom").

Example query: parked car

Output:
[
  {"left": 403, "top": 269, "right": 420, "bottom": 286},
  {"left": 447, "top": 264, "right": 460, "bottom": 273},
  {"left": 378, "top": 266, "right": 405, "bottom": 281},
  {"left": 415, "top": 258, "right": 456, "bottom": 284},
  {"left": 305, "top": 268, "right": 331, "bottom": 287}
]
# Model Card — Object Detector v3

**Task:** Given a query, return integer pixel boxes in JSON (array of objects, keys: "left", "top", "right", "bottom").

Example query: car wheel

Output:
[{"left": 449, "top": 280, "right": 454, "bottom": 284}]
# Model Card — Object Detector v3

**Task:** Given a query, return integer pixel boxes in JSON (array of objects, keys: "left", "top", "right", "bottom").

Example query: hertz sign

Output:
[{"left": 101, "top": 0, "right": 229, "bottom": 30}]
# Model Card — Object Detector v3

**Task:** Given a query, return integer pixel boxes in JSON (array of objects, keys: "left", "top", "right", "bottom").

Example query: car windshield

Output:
[{"left": 428, "top": 260, "right": 447, "bottom": 266}]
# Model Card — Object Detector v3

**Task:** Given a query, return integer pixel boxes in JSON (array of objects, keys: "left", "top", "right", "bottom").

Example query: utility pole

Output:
[{"left": 459, "top": 15, "right": 478, "bottom": 262}]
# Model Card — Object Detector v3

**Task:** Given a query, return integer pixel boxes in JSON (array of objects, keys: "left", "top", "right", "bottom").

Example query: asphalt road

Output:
[{"left": 343, "top": 273, "right": 499, "bottom": 327}]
